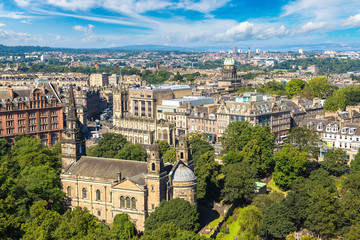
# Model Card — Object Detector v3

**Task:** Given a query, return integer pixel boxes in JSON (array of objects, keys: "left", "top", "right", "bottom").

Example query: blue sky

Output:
[{"left": 0, "top": 0, "right": 360, "bottom": 50}]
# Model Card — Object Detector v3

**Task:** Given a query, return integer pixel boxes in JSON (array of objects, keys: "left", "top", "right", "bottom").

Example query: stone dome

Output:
[
  {"left": 224, "top": 57, "right": 235, "bottom": 66},
  {"left": 173, "top": 163, "right": 196, "bottom": 182}
]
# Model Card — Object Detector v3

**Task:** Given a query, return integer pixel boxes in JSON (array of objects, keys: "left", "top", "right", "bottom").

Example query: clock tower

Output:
[{"left": 61, "top": 85, "right": 86, "bottom": 172}]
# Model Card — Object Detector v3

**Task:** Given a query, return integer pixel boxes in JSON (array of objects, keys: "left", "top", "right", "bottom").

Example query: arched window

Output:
[
  {"left": 151, "top": 185, "right": 154, "bottom": 192},
  {"left": 67, "top": 186, "right": 72, "bottom": 197},
  {"left": 82, "top": 188, "right": 87, "bottom": 199},
  {"left": 152, "top": 163, "right": 155, "bottom": 171},
  {"left": 131, "top": 197, "right": 136, "bottom": 209},
  {"left": 120, "top": 196, "right": 125, "bottom": 208},
  {"left": 110, "top": 192, "right": 112, "bottom": 203},
  {"left": 163, "top": 130, "right": 168, "bottom": 140},
  {"left": 96, "top": 189, "right": 101, "bottom": 201},
  {"left": 180, "top": 152, "right": 184, "bottom": 159},
  {"left": 126, "top": 197, "right": 130, "bottom": 208}
]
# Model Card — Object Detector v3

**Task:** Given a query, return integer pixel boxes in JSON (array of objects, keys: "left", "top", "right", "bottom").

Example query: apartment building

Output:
[{"left": 0, "top": 83, "right": 63, "bottom": 146}]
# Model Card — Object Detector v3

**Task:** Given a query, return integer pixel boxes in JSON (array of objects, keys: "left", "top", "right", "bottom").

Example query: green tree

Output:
[
  {"left": 221, "top": 121, "right": 275, "bottom": 177},
  {"left": 321, "top": 148, "right": 348, "bottom": 176},
  {"left": 301, "top": 77, "right": 337, "bottom": 99},
  {"left": 286, "top": 78, "right": 306, "bottom": 98},
  {"left": 115, "top": 143, "right": 147, "bottom": 162},
  {"left": 189, "top": 138, "right": 214, "bottom": 162},
  {"left": 324, "top": 85, "right": 360, "bottom": 111},
  {"left": 273, "top": 144, "right": 309, "bottom": 190},
  {"left": 0, "top": 139, "right": 11, "bottom": 158},
  {"left": 287, "top": 126, "right": 323, "bottom": 158},
  {"left": 252, "top": 191, "right": 284, "bottom": 212},
  {"left": 194, "top": 151, "right": 219, "bottom": 200},
  {"left": 163, "top": 148, "right": 176, "bottom": 163},
  {"left": 52, "top": 207, "right": 101, "bottom": 240},
  {"left": 155, "top": 140, "right": 171, "bottom": 156},
  {"left": 87, "top": 133, "right": 127, "bottom": 158},
  {"left": 141, "top": 223, "right": 203, "bottom": 240},
  {"left": 109, "top": 213, "right": 137, "bottom": 240},
  {"left": 305, "top": 185, "right": 338, "bottom": 238},
  {"left": 260, "top": 203, "right": 296, "bottom": 239},
  {"left": 221, "top": 162, "right": 255, "bottom": 203},
  {"left": 345, "top": 224, "right": 360, "bottom": 240},
  {"left": 350, "top": 151, "right": 360, "bottom": 173},
  {"left": 21, "top": 200, "right": 62, "bottom": 240},
  {"left": 237, "top": 205, "right": 263, "bottom": 240},
  {"left": 14, "top": 165, "right": 65, "bottom": 212},
  {"left": 144, "top": 199, "right": 199, "bottom": 232}
]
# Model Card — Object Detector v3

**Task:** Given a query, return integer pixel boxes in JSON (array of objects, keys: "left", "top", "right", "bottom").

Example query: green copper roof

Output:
[{"left": 224, "top": 57, "right": 235, "bottom": 66}]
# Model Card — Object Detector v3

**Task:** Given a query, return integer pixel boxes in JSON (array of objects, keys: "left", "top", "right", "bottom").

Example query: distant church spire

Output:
[
  {"left": 61, "top": 85, "right": 86, "bottom": 172},
  {"left": 67, "top": 85, "right": 77, "bottom": 122}
]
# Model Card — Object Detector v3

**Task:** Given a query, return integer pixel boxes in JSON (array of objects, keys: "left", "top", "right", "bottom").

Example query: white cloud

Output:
[
  {"left": 176, "top": 0, "right": 231, "bottom": 14},
  {"left": 0, "top": 29, "right": 33, "bottom": 42},
  {"left": 46, "top": 0, "right": 98, "bottom": 11},
  {"left": 14, "top": 0, "right": 33, "bottom": 7},
  {"left": 213, "top": 22, "right": 290, "bottom": 42},
  {"left": 0, "top": 23, "right": 5, "bottom": 27},
  {"left": 343, "top": 14, "right": 360, "bottom": 27},
  {"left": 20, "top": 19, "right": 32, "bottom": 24},
  {"left": 282, "top": 0, "right": 360, "bottom": 21},
  {"left": 298, "top": 21, "right": 327, "bottom": 34},
  {"left": 72, "top": 24, "right": 104, "bottom": 43}
]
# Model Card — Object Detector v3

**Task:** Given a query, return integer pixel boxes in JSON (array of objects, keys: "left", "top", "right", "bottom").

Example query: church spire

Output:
[{"left": 67, "top": 85, "right": 77, "bottom": 122}]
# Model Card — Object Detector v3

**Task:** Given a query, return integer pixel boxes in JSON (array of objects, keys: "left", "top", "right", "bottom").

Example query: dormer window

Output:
[
  {"left": 307, "top": 122, "right": 314, "bottom": 129},
  {"left": 317, "top": 123, "right": 324, "bottom": 131},
  {"left": 326, "top": 125, "right": 331, "bottom": 132},
  {"left": 332, "top": 125, "right": 338, "bottom": 132},
  {"left": 349, "top": 128, "right": 356, "bottom": 134},
  {"left": 341, "top": 127, "right": 349, "bottom": 134}
]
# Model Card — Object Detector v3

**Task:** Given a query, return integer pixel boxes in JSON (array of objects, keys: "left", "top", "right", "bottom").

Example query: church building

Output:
[{"left": 60, "top": 86, "right": 197, "bottom": 231}]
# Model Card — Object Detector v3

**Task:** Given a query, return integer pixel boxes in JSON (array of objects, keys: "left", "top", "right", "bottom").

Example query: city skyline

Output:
[{"left": 0, "top": 0, "right": 360, "bottom": 50}]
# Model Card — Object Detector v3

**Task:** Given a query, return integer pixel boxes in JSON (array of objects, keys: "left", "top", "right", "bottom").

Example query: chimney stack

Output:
[
  {"left": 117, "top": 172, "right": 122, "bottom": 182},
  {"left": 7, "top": 86, "right": 14, "bottom": 99}
]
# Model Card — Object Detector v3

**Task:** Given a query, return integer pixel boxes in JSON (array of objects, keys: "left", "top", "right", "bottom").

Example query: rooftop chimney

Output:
[
  {"left": 117, "top": 172, "right": 122, "bottom": 182},
  {"left": 7, "top": 86, "right": 14, "bottom": 99}
]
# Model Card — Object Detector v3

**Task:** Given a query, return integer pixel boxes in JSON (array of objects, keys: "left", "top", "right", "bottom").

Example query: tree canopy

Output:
[{"left": 144, "top": 199, "right": 199, "bottom": 232}]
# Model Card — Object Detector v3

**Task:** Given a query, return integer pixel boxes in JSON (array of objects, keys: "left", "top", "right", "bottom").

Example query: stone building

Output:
[
  {"left": 61, "top": 87, "right": 197, "bottom": 231},
  {"left": 111, "top": 85, "right": 191, "bottom": 147},
  {"left": 89, "top": 73, "right": 109, "bottom": 87},
  {"left": 0, "top": 82, "right": 63, "bottom": 146},
  {"left": 218, "top": 58, "right": 241, "bottom": 89},
  {"left": 302, "top": 117, "right": 360, "bottom": 161},
  {"left": 216, "top": 92, "right": 291, "bottom": 140}
]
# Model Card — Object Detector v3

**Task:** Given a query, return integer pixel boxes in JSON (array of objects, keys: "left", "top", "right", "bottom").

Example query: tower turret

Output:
[
  {"left": 145, "top": 143, "right": 167, "bottom": 212},
  {"left": 176, "top": 135, "right": 194, "bottom": 171},
  {"left": 61, "top": 85, "right": 86, "bottom": 172}
]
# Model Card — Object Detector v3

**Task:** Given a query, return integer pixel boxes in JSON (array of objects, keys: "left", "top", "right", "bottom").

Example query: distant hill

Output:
[{"left": 0, "top": 44, "right": 209, "bottom": 54}]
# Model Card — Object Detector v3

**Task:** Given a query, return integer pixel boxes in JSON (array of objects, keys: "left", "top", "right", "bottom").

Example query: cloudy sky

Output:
[{"left": 1, "top": 0, "right": 360, "bottom": 50}]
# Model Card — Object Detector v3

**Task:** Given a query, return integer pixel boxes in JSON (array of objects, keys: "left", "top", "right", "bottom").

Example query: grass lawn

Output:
[
  {"left": 222, "top": 218, "right": 240, "bottom": 240},
  {"left": 210, "top": 215, "right": 223, "bottom": 229},
  {"left": 267, "top": 177, "right": 289, "bottom": 196}
]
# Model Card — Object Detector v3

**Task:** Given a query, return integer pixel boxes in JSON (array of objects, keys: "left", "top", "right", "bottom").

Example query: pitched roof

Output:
[{"left": 65, "top": 156, "right": 147, "bottom": 180}]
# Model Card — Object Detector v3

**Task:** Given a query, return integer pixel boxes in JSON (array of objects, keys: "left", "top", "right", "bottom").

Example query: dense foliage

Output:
[
  {"left": 221, "top": 121, "right": 276, "bottom": 177},
  {"left": 0, "top": 136, "right": 138, "bottom": 239},
  {"left": 88, "top": 133, "right": 147, "bottom": 161},
  {"left": 144, "top": 198, "right": 199, "bottom": 232},
  {"left": 271, "top": 58, "right": 360, "bottom": 74},
  {"left": 324, "top": 85, "right": 360, "bottom": 111}
]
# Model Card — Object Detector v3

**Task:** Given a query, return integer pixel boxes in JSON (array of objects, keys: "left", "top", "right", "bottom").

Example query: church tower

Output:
[
  {"left": 145, "top": 143, "right": 167, "bottom": 212},
  {"left": 61, "top": 85, "right": 86, "bottom": 172},
  {"left": 176, "top": 135, "right": 194, "bottom": 171}
]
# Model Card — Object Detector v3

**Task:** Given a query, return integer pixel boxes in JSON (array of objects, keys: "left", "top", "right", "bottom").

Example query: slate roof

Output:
[{"left": 65, "top": 156, "right": 147, "bottom": 180}]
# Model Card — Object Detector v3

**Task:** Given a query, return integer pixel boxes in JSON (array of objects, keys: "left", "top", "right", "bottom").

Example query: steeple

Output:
[
  {"left": 61, "top": 85, "right": 86, "bottom": 172},
  {"left": 67, "top": 85, "right": 77, "bottom": 122}
]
